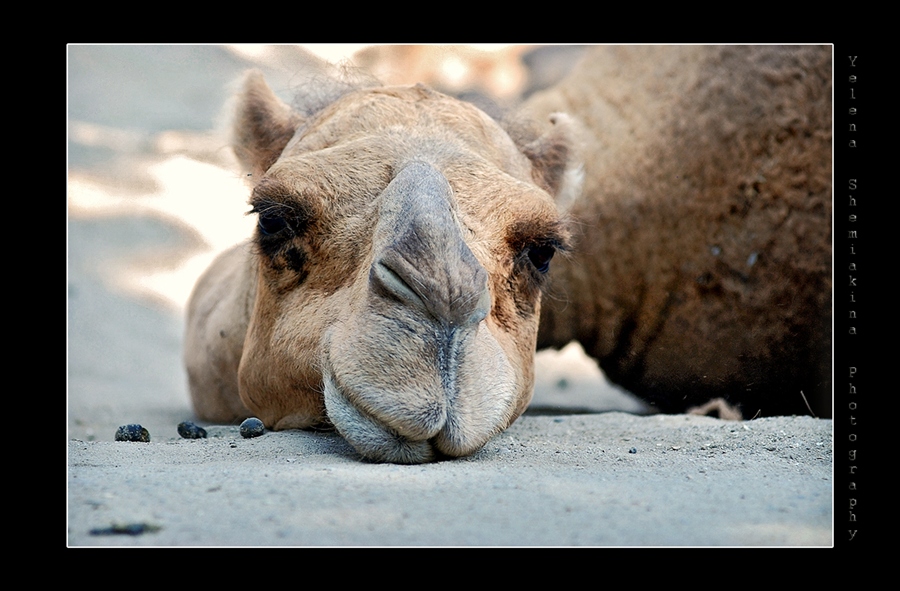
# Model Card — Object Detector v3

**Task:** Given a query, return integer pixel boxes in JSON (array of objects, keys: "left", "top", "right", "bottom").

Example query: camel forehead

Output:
[
  {"left": 285, "top": 85, "right": 529, "bottom": 172},
  {"left": 260, "top": 88, "right": 556, "bottom": 225}
]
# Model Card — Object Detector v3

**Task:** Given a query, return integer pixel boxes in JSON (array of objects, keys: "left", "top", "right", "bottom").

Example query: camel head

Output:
[{"left": 226, "top": 71, "right": 577, "bottom": 463}]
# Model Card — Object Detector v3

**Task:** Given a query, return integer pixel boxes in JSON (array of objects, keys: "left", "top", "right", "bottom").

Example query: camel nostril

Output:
[
  {"left": 370, "top": 259, "right": 428, "bottom": 311},
  {"left": 370, "top": 254, "right": 491, "bottom": 330}
]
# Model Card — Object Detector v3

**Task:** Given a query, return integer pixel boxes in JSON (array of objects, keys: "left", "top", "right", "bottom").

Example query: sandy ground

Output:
[{"left": 67, "top": 45, "right": 834, "bottom": 547}]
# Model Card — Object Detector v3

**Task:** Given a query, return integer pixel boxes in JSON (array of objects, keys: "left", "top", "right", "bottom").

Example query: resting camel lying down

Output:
[{"left": 184, "top": 45, "right": 832, "bottom": 463}]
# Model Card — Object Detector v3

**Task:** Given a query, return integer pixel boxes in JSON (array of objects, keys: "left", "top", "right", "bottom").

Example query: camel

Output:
[
  {"left": 525, "top": 45, "right": 832, "bottom": 419},
  {"left": 184, "top": 45, "right": 832, "bottom": 464}
]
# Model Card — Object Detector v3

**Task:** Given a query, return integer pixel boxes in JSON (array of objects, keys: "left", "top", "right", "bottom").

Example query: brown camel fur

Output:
[{"left": 521, "top": 45, "right": 832, "bottom": 419}]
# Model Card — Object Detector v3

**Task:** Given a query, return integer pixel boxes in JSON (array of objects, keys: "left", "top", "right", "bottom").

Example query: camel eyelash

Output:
[{"left": 248, "top": 197, "right": 314, "bottom": 238}]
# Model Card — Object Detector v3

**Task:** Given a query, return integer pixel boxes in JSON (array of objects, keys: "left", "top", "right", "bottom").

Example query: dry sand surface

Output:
[{"left": 67, "top": 44, "right": 834, "bottom": 547}]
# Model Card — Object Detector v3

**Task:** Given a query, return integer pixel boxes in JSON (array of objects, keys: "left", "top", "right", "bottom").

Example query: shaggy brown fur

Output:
[{"left": 522, "top": 45, "right": 832, "bottom": 418}]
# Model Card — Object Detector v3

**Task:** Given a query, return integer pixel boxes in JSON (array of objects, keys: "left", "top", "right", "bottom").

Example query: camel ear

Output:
[
  {"left": 519, "top": 112, "right": 584, "bottom": 213},
  {"left": 232, "top": 70, "right": 301, "bottom": 179}
]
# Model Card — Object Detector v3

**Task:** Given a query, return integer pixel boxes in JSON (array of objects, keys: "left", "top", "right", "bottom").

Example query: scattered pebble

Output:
[
  {"left": 177, "top": 421, "right": 207, "bottom": 439},
  {"left": 240, "top": 417, "right": 265, "bottom": 438},
  {"left": 90, "top": 522, "right": 161, "bottom": 536},
  {"left": 115, "top": 424, "right": 150, "bottom": 442}
]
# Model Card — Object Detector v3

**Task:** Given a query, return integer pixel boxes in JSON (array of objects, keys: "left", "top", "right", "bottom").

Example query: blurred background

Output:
[{"left": 67, "top": 44, "right": 649, "bottom": 443}]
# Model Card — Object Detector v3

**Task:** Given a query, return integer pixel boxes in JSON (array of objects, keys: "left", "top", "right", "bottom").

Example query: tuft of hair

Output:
[{"left": 291, "top": 60, "right": 383, "bottom": 119}]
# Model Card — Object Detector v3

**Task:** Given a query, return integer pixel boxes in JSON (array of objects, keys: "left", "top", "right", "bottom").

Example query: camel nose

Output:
[{"left": 369, "top": 160, "right": 490, "bottom": 329}]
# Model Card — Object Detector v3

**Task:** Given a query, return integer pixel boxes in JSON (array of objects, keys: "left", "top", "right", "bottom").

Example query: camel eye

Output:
[
  {"left": 257, "top": 212, "right": 288, "bottom": 236},
  {"left": 527, "top": 244, "right": 556, "bottom": 274}
]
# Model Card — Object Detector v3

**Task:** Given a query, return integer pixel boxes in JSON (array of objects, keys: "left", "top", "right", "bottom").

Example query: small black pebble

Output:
[
  {"left": 177, "top": 421, "right": 207, "bottom": 439},
  {"left": 90, "top": 522, "right": 161, "bottom": 536},
  {"left": 629, "top": 447, "right": 637, "bottom": 454},
  {"left": 240, "top": 417, "right": 265, "bottom": 438},
  {"left": 115, "top": 424, "right": 150, "bottom": 442}
]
